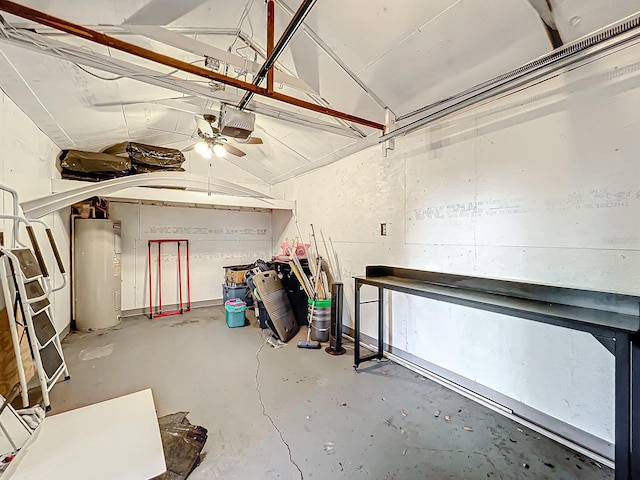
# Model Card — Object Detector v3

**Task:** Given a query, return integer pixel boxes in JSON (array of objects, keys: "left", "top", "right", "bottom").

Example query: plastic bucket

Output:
[
  {"left": 225, "top": 299, "right": 247, "bottom": 328},
  {"left": 308, "top": 298, "right": 331, "bottom": 342}
]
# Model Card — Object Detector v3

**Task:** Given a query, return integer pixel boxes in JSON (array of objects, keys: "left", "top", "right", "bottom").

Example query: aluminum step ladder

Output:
[{"left": 0, "top": 186, "right": 69, "bottom": 411}]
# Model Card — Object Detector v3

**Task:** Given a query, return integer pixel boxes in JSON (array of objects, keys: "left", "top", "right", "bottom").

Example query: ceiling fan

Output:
[{"left": 184, "top": 114, "right": 263, "bottom": 159}]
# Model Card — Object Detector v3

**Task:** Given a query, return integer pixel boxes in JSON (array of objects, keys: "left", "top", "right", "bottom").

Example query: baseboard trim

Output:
[
  {"left": 344, "top": 327, "right": 613, "bottom": 465},
  {"left": 121, "top": 299, "right": 224, "bottom": 318},
  {"left": 60, "top": 324, "right": 70, "bottom": 339}
]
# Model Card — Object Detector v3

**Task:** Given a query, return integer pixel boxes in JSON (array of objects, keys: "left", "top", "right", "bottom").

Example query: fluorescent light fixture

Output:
[{"left": 213, "top": 143, "right": 226, "bottom": 158}]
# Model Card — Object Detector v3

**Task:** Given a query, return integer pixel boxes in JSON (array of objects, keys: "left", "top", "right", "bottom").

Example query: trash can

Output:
[
  {"left": 308, "top": 298, "right": 331, "bottom": 342},
  {"left": 225, "top": 299, "right": 247, "bottom": 328}
]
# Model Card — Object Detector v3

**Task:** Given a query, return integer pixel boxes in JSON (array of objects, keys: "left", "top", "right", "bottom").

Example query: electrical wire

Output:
[
  {"left": 228, "top": 0, "right": 257, "bottom": 52},
  {"left": 73, "top": 59, "right": 204, "bottom": 81},
  {"left": 0, "top": 18, "right": 206, "bottom": 84}
]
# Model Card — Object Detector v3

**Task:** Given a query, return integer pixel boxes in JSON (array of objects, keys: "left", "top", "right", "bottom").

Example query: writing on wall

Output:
[
  {"left": 412, "top": 187, "right": 637, "bottom": 221},
  {"left": 145, "top": 225, "right": 269, "bottom": 236}
]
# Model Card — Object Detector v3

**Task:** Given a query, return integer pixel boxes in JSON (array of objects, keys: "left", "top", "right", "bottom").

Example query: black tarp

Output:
[
  {"left": 125, "top": 142, "right": 186, "bottom": 167},
  {"left": 153, "top": 412, "right": 208, "bottom": 480},
  {"left": 60, "top": 149, "right": 131, "bottom": 174},
  {"left": 131, "top": 164, "right": 186, "bottom": 174}
]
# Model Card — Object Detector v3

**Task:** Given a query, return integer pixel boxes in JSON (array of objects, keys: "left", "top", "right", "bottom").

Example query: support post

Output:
[
  {"left": 615, "top": 331, "right": 631, "bottom": 480},
  {"left": 378, "top": 286, "right": 384, "bottom": 358},
  {"left": 354, "top": 279, "right": 360, "bottom": 369},
  {"left": 632, "top": 335, "right": 640, "bottom": 478}
]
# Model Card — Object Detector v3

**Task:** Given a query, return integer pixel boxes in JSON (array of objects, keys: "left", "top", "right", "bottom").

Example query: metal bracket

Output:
[{"left": 592, "top": 334, "right": 615, "bottom": 355}]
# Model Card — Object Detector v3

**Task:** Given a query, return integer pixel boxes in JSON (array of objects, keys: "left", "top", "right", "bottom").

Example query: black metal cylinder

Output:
[{"left": 326, "top": 282, "right": 346, "bottom": 355}]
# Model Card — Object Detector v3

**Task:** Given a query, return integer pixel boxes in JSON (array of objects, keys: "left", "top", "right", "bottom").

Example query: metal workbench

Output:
[{"left": 354, "top": 266, "right": 640, "bottom": 479}]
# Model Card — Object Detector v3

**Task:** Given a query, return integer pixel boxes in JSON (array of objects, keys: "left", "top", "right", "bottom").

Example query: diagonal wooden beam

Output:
[{"left": 0, "top": 0, "right": 384, "bottom": 131}]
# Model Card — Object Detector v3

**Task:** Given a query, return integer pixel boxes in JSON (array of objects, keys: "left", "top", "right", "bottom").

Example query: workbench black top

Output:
[{"left": 357, "top": 266, "right": 640, "bottom": 335}]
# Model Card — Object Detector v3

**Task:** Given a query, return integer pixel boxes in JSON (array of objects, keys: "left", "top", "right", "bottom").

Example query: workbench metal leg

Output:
[
  {"left": 632, "top": 335, "right": 640, "bottom": 479},
  {"left": 615, "top": 332, "right": 631, "bottom": 480},
  {"left": 377, "top": 286, "right": 384, "bottom": 360},
  {"left": 354, "top": 281, "right": 361, "bottom": 369}
]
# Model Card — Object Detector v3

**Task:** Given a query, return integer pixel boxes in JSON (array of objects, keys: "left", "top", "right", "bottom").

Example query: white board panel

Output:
[{"left": 4, "top": 389, "right": 165, "bottom": 480}]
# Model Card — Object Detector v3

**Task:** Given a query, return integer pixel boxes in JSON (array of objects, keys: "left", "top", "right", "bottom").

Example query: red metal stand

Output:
[{"left": 148, "top": 239, "right": 191, "bottom": 319}]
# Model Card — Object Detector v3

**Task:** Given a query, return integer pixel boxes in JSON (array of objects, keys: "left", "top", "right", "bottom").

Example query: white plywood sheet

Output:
[{"left": 4, "top": 389, "right": 165, "bottom": 480}]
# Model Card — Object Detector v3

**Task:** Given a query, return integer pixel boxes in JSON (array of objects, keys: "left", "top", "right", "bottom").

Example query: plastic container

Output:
[
  {"left": 308, "top": 298, "right": 331, "bottom": 342},
  {"left": 225, "top": 299, "right": 247, "bottom": 328},
  {"left": 223, "top": 284, "right": 248, "bottom": 304}
]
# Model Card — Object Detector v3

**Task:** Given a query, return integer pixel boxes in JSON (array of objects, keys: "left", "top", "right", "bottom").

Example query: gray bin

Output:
[
  {"left": 223, "top": 284, "right": 247, "bottom": 304},
  {"left": 309, "top": 298, "right": 331, "bottom": 342}
]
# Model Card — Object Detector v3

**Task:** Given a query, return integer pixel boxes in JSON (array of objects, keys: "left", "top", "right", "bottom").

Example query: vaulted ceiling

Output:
[{"left": 0, "top": 0, "right": 638, "bottom": 185}]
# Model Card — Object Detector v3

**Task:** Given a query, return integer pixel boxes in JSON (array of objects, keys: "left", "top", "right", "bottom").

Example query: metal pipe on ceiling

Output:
[
  {"left": 0, "top": 0, "right": 383, "bottom": 131},
  {"left": 237, "top": 0, "right": 316, "bottom": 110},
  {"left": 381, "top": 12, "right": 640, "bottom": 143},
  {"left": 266, "top": 0, "right": 275, "bottom": 93}
]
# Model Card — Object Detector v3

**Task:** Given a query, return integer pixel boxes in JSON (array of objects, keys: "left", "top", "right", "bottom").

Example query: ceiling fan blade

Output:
[
  {"left": 233, "top": 136, "right": 263, "bottom": 145},
  {"left": 182, "top": 142, "right": 198, "bottom": 152},
  {"left": 222, "top": 144, "right": 246, "bottom": 157},
  {"left": 195, "top": 116, "right": 217, "bottom": 137}
]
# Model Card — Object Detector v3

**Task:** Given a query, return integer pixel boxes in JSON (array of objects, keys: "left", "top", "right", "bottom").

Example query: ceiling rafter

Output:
[
  {"left": 0, "top": 28, "right": 365, "bottom": 142},
  {"left": 0, "top": 0, "right": 384, "bottom": 131}
]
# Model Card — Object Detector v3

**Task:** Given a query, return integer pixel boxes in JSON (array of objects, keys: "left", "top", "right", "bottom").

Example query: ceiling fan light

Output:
[
  {"left": 213, "top": 143, "right": 227, "bottom": 158},
  {"left": 194, "top": 141, "right": 211, "bottom": 156}
]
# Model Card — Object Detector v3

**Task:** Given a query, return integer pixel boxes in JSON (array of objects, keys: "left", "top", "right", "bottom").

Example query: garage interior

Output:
[{"left": 0, "top": 0, "right": 639, "bottom": 478}]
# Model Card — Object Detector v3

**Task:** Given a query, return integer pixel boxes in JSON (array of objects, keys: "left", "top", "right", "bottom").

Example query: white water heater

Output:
[{"left": 74, "top": 218, "right": 122, "bottom": 330}]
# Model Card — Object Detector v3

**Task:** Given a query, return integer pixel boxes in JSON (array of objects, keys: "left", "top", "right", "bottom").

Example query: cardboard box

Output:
[{"left": 225, "top": 268, "right": 248, "bottom": 285}]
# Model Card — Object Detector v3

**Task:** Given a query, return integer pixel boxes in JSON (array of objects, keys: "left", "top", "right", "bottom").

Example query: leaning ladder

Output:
[{"left": 0, "top": 187, "right": 69, "bottom": 411}]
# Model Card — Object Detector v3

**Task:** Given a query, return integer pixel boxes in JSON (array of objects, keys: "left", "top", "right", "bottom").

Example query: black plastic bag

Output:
[
  {"left": 60, "top": 150, "right": 131, "bottom": 174},
  {"left": 153, "top": 412, "right": 208, "bottom": 480}
]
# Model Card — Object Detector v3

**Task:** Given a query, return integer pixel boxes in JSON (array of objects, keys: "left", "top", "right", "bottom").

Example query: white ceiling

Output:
[{"left": 0, "top": 0, "right": 638, "bottom": 185}]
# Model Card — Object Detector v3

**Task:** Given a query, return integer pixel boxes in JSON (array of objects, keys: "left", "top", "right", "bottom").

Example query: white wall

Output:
[
  {"left": 272, "top": 42, "right": 640, "bottom": 447},
  {"left": 109, "top": 202, "right": 273, "bottom": 312},
  {"left": 0, "top": 90, "right": 70, "bottom": 332}
]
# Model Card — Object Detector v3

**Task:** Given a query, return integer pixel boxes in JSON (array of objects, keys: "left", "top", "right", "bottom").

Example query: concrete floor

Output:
[{"left": 49, "top": 306, "right": 611, "bottom": 480}]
